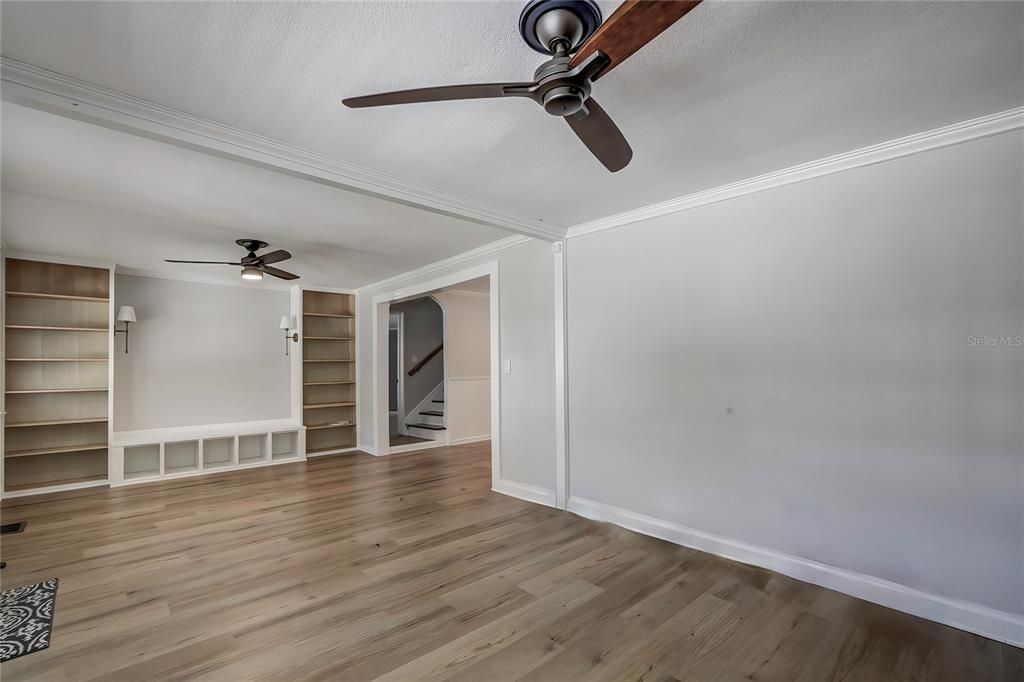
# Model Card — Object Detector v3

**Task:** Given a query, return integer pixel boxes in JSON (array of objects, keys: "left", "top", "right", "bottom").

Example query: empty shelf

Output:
[
  {"left": 5, "top": 325, "right": 109, "bottom": 332},
  {"left": 303, "top": 336, "right": 354, "bottom": 340},
  {"left": 6, "top": 358, "right": 109, "bottom": 362},
  {"left": 6, "top": 387, "right": 108, "bottom": 394},
  {"left": 7, "top": 291, "right": 109, "bottom": 303},
  {"left": 6, "top": 443, "right": 108, "bottom": 458},
  {"left": 5, "top": 473, "right": 108, "bottom": 491},
  {"left": 6, "top": 417, "right": 109, "bottom": 428},
  {"left": 302, "top": 312, "right": 354, "bottom": 318},
  {"left": 305, "top": 422, "right": 356, "bottom": 430},
  {"left": 303, "top": 381, "right": 356, "bottom": 386},
  {"left": 303, "top": 401, "right": 357, "bottom": 409},
  {"left": 306, "top": 444, "right": 355, "bottom": 455},
  {"left": 302, "top": 359, "right": 354, "bottom": 363}
]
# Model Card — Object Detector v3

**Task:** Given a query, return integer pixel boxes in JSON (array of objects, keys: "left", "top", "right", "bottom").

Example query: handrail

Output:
[{"left": 408, "top": 344, "right": 443, "bottom": 376}]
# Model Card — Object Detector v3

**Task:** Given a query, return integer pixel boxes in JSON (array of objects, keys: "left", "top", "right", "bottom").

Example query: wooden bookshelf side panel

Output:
[
  {"left": 5, "top": 361, "right": 109, "bottom": 391},
  {"left": 4, "top": 422, "right": 108, "bottom": 453},
  {"left": 5, "top": 450, "right": 108, "bottom": 490},
  {"left": 6, "top": 328, "right": 109, "bottom": 360},
  {"left": 302, "top": 291, "right": 354, "bottom": 317},
  {"left": 306, "top": 425, "right": 356, "bottom": 453},
  {"left": 6, "top": 259, "right": 110, "bottom": 299},
  {"left": 6, "top": 297, "right": 110, "bottom": 329},
  {"left": 7, "top": 392, "right": 109, "bottom": 424}
]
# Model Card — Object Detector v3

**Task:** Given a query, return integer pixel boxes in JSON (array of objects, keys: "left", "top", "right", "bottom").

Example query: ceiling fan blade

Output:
[
  {"left": 343, "top": 82, "right": 535, "bottom": 108},
  {"left": 565, "top": 98, "right": 632, "bottom": 172},
  {"left": 165, "top": 259, "right": 243, "bottom": 265},
  {"left": 570, "top": 0, "right": 702, "bottom": 80},
  {"left": 262, "top": 266, "right": 300, "bottom": 281},
  {"left": 257, "top": 249, "right": 291, "bottom": 265}
]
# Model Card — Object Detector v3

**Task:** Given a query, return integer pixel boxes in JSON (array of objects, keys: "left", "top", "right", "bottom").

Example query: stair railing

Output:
[{"left": 408, "top": 343, "right": 443, "bottom": 376}]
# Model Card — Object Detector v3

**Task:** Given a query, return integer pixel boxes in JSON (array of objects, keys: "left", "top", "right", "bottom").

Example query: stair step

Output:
[
  {"left": 419, "top": 410, "right": 444, "bottom": 417},
  {"left": 407, "top": 423, "right": 446, "bottom": 431}
]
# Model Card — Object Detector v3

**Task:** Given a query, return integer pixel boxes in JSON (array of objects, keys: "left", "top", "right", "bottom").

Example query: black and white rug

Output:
[{"left": 0, "top": 578, "right": 58, "bottom": 662}]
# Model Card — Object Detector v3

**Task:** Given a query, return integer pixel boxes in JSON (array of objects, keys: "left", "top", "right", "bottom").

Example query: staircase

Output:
[{"left": 405, "top": 384, "right": 446, "bottom": 441}]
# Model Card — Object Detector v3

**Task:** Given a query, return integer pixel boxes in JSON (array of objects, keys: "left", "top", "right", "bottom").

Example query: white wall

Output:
[
  {"left": 114, "top": 274, "right": 291, "bottom": 430},
  {"left": 566, "top": 130, "right": 1023, "bottom": 620},
  {"left": 358, "top": 239, "right": 557, "bottom": 491},
  {"left": 435, "top": 290, "right": 491, "bottom": 442}
]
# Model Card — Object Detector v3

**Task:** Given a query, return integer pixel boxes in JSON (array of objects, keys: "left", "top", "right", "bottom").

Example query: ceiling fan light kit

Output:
[
  {"left": 343, "top": 0, "right": 702, "bottom": 172},
  {"left": 165, "top": 238, "right": 301, "bottom": 281}
]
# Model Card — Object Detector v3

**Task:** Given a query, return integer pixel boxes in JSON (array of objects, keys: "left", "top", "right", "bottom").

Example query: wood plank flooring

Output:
[{"left": 1, "top": 442, "right": 1020, "bottom": 681}]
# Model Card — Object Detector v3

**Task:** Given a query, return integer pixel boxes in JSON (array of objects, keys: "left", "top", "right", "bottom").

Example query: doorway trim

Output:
[
  {"left": 388, "top": 311, "right": 406, "bottom": 436},
  {"left": 371, "top": 261, "right": 500, "bottom": 487}
]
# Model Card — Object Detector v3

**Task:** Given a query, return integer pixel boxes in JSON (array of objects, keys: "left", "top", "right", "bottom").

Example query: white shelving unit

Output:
[{"left": 110, "top": 419, "right": 305, "bottom": 486}]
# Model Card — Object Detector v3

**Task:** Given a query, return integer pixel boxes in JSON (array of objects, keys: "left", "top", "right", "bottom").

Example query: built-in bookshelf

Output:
[
  {"left": 4, "top": 258, "right": 111, "bottom": 493},
  {"left": 302, "top": 290, "right": 356, "bottom": 455}
]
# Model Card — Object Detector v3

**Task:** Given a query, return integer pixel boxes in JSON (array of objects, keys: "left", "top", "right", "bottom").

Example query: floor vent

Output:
[{"left": 0, "top": 521, "right": 26, "bottom": 535}]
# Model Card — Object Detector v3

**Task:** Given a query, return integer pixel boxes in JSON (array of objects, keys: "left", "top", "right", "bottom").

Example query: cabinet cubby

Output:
[
  {"left": 164, "top": 440, "right": 199, "bottom": 474},
  {"left": 238, "top": 434, "right": 268, "bottom": 464},
  {"left": 124, "top": 444, "right": 161, "bottom": 480},
  {"left": 202, "top": 437, "right": 235, "bottom": 469}
]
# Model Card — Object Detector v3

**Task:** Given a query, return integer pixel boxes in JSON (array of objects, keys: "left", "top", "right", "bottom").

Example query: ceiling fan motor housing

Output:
[{"left": 519, "top": 0, "right": 601, "bottom": 55}]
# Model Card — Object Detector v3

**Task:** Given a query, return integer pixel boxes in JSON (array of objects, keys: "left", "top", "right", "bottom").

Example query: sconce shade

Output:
[
  {"left": 280, "top": 316, "right": 291, "bottom": 330},
  {"left": 116, "top": 305, "right": 137, "bottom": 323}
]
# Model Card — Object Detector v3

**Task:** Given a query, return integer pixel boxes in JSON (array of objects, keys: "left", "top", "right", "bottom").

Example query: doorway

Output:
[
  {"left": 372, "top": 262, "right": 499, "bottom": 485},
  {"left": 388, "top": 298, "right": 444, "bottom": 447}
]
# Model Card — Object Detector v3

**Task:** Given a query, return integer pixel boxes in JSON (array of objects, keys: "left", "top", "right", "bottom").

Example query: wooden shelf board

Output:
[
  {"left": 6, "top": 387, "right": 108, "bottom": 394},
  {"left": 305, "top": 422, "right": 356, "bottom": 430},
  {"left": 302, "top": 359, "right": 354, "bottom": 363},
  {"left": 6, "top": 417, "right": 109, "bottom": 428},
  {"left": 5, "top": 473, "right": 107, "bottom": 492},
  {"left": 303, "top": 336, "right": 354, "bottom": 340},
  {"left": 302, "top": 312, "right": 354, "bottom": 318},
  {"left": 6, "top": 325, "right": 110, "bottom": 332},
  {"left": 6, "top": 443, "right": 108, "bottom": 458},
  {"left": 306, "top": 444, "right": 357, "bottom": 455},
  {"left": 303, "top": 381, "right": 356, "bottom": 386},
  {"left": 303, "top": 401, "right": 357, "bottom": 409},
  {"left": 6, "top": 358, "right": 109, "bottom": 362},
  {"left": 7, "top": 291, "right": 109, "bottom": 303}
]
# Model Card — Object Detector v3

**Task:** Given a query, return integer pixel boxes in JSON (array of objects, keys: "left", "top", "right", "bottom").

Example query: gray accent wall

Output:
[
  {"left": 113, "top": 274, "right": 291, "bottom": 430},
  {"left": 566, "top": 130, "right": 1023, "bottom": 616}
]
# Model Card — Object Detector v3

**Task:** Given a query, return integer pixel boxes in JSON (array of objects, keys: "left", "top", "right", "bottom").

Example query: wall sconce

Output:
[
  {"left": 114, "top": 305, "right": 136, "bottom": 354},
  {"left": 280, "top": 316, "right": 298, "bottom": 356}
]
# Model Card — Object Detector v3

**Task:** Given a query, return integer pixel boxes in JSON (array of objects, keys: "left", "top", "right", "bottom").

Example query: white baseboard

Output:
[
  {"left": 492, "top": 479, "right": 557, "bottom": 508},
  {"left": 567, "top": 496, "right": 1023, "bottom": 648},
  {"left": 449, "top": 435, "right": 490, "bottom": 446},
  {"left": 386, "top": 441, "right": 445, "bottom": 455}
]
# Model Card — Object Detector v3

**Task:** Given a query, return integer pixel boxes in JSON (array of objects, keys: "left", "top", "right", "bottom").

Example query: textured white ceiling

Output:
[
  {"left": 2, "top": 1, "right": 1020, "bottom": 228},
  {"left": 1, "top": 103, "right": 508, "bottom": 288}
]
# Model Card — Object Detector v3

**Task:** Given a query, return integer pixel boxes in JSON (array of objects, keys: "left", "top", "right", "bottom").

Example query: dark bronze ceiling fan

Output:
[
  {"left": 166, "top": 239, "right": 299, "bottom": 281},
  {"left": 343, "top": 0, "right": 702, "bottom": 172}
]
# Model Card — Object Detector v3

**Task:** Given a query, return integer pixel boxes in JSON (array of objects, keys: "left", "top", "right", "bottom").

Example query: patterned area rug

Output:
[{"left": 0, "top": 578, "right": 58, "bottom": 662}]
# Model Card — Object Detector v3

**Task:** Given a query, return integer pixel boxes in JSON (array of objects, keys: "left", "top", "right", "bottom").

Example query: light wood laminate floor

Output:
[{"left": 1, "top": 442, "right": 1020, "bottom": 680}]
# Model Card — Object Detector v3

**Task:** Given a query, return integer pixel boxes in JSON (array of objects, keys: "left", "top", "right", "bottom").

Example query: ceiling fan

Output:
[
  {"left": 343, "top": 0, "right": 702, "bottom": 172},
  {"left": 165, "top": 239, "right": 300, "bottom": 281}
]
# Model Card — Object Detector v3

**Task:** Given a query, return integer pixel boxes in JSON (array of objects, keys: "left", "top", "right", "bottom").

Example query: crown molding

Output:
[
  {"left": 0, "top": 57, "right": 565, "bottom": 242},
  {"left": 357, "top": 235, "right": 531, "bottom": 293},
  {"left": 567, "top": 106, "right": 1024, "bottom": 239}
]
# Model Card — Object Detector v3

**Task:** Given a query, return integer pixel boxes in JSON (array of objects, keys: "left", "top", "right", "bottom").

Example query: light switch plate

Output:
[{"left": 503, "top": 360, "right": 512, "bottom": 375}]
